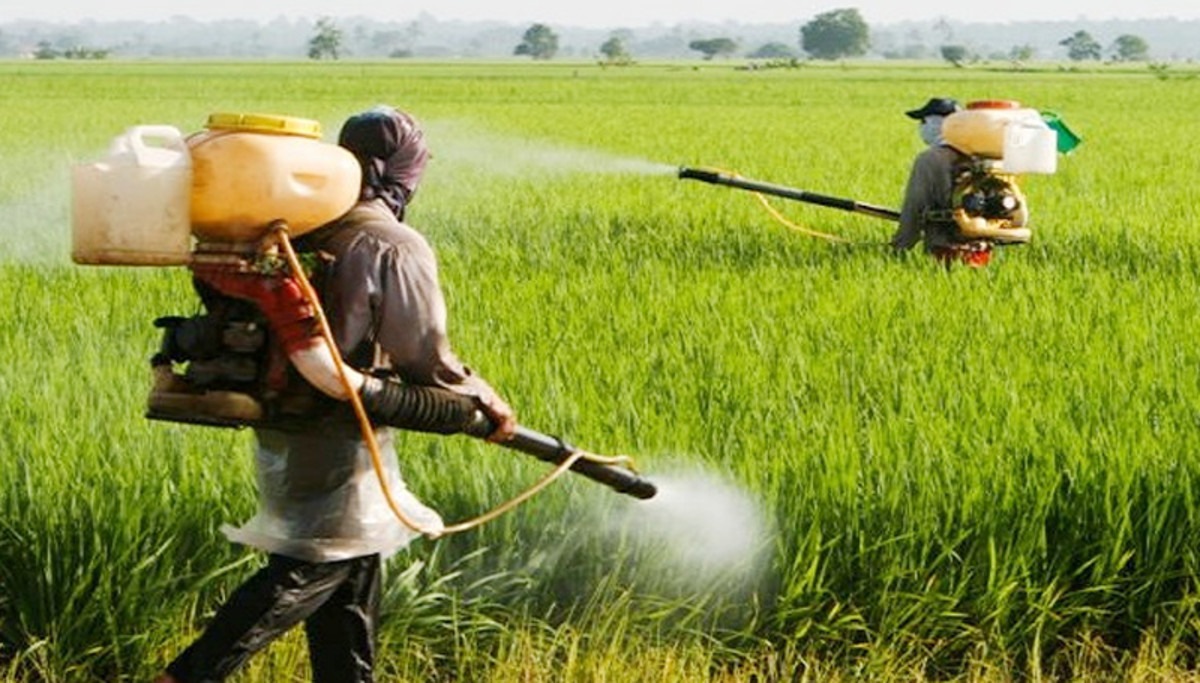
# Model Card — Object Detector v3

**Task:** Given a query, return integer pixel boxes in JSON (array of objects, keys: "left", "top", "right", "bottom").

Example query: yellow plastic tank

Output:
[
  {"left": 71, "top": 125, "right": 193, "bottom": 266},
  {"left": 188, "top": 113, "right": 362, "bottom": 242},
  {"left": 942, "top": 100, "right": 1045, "bottom": 159}
]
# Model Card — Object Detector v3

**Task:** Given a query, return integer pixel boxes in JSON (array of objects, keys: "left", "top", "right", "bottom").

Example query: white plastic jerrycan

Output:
[
  {"left": 72, "top": 125, "right": 192, "bottom": 265},
  {"left": 1002, "top": 120, "right": 1058, "bottom": 175}
]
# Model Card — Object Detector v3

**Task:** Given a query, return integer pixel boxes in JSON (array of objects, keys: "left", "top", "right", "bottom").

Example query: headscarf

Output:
[{"left": 338, "top": 106, "right": 430, "bottom": 221}]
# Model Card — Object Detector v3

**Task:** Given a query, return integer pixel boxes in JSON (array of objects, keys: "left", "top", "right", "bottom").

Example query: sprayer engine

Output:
[
  {"left": 955, "top": 163, "right": 1023, "bottom": 221},
  {"left": 153, "top": 250, "right": 274, "bottom": 386},
  {"left": 146, "top": 246, "right": 303, "bottom": 428},
  {"left": 153, "top": 314, "right": 265, "bottom": 388}
]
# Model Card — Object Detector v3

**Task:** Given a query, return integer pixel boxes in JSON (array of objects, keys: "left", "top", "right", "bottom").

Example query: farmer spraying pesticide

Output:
[
  {"left": 891, "top": 97, "right": 1052, "bottom": 267},
  {"left": 71, "top": 107, "right": 655, "bottom": 682},
  {"left": 155, "top": 106, "right": 518, "bottom": 682},
  {"left": 679, "top": 97, "right": 1076, "bottom": 266}
]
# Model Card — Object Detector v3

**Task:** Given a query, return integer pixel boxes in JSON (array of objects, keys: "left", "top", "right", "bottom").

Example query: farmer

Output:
[
  {"left": 889, "top": 96, "right": 992, "bottom": 269},
  {"left": 156, "top": 105, "right": 516, "bottom": 683}
]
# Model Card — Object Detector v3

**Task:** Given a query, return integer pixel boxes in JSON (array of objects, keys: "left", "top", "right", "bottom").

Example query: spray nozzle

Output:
[{"left": 677, "top": 166, "right": 726, "bottom": 183}]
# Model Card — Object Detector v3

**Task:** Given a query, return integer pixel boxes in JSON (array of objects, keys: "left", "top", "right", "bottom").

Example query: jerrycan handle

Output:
[{"left": 121, "top": 125, "right": 188, "bottom": 166}]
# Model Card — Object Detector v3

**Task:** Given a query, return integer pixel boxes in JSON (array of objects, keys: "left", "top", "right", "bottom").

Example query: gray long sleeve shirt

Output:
[
  {"left": 890, "top": 144, "right": 967, "bottom": 252},
  {"left": 223, "top": 199, "right": 504, "bottom": 562}
]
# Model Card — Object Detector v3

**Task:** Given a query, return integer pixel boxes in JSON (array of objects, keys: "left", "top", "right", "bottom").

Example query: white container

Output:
[
  {"left": 72, "top": 125, "right": 192, "bottom": 265},
  {"left": 1002, "top": 121, "right": 1058, "bottom": 175}
]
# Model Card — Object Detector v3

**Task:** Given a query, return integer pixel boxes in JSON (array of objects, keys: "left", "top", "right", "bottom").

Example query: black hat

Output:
[{"left": 905, "top": 97, "right": 961, "bottom": 120}]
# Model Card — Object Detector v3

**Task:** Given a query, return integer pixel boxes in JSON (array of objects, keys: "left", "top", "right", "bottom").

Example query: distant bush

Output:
[
  {"left": 747, "top": 42, "right": 797, "bottom": 59},
  {"left": 739, "top": 57, "right": 804, "bottom": 70},
  {"left": 63, "top": 46, "right": 110, "bottom": 60}
]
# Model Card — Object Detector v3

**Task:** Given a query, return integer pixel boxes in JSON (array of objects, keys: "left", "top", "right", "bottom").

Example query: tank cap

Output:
[
  {"left": 966, "top": 100, "right": 1022, "bottom": 110},
  {"left": 205, "top": 112, "right": 322, "bottom": 138}
]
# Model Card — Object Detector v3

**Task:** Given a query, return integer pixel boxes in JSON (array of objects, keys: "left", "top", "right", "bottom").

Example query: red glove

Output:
[{"left": 191, "top": 264, "right": 320, "bottom": 354}]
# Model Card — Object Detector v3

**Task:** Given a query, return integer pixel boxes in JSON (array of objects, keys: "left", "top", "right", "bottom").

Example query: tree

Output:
[
  {"left": 800, "top": 8, "right": 869, "bottom": 60},
  {"left": 33, "top": 41, "right": 58, "bottom": 59},
  {"left": 1009, "top": 44, "right": 1036, "bottom": 62},
  {"left": 1059, "top": 30, "right": 1101, "bottom": 61},
  {"left": 1111, "top": 34, "right": 1150, "bottom": 62},
  {"left": 933, "top": 18, "right": 954, "bottom": 43},
  {"left": 307, "top": 17, "right": 342, "bottom": 60},
  {"left": 688, "top": 37, "right": 738, "bottom": 60},
  {"left": 375, "top": 21, "right": 424, "bottom": 59},
  {"left": 748, "top": 42, "right": 797, "bottom": 59},
  {"left": 514, "top": 23, "right": 559, "bottom": 60},
  {"left": 599, "top": 35, "right": 632, "bottom": 64},
  {"left": 940, "top": 44, "right": 969, "bottom": 67}
]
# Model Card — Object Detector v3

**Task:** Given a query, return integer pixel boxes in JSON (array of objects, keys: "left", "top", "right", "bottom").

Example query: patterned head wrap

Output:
[{"left": 338, "top": 106, "right": 430, "bottom": 221}]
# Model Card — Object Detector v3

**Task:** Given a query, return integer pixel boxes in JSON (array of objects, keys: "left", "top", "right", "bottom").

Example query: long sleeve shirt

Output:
[
  {"left": 224, "top": 199, "right": 503, "bottom": 562},
  {"left": 890, "top": 144, "right": 967, "bottom": 252}
]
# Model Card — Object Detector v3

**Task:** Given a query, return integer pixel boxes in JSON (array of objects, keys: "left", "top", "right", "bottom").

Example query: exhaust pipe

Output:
[{"left": 679, "top": 166, "right": 900, "bottom": 222}]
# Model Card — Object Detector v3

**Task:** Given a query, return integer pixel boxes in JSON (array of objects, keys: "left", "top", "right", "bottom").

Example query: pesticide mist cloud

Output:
[
  {"left": 423, "top": 120, "right": 676, "bottom": 179},
  {"left": 596, "top": 467, "right": 773, "bottom": 595},
  {"left": 0, "top": 162, "right": 72, "bottom": 267},
  {"left": 642, "top": 474, "right": 765, "bottom": 568}
]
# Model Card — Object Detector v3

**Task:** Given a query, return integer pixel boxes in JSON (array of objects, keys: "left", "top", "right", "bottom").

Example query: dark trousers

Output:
[{"left": 166, "top": 553, "right": 381, "bottom": 683}]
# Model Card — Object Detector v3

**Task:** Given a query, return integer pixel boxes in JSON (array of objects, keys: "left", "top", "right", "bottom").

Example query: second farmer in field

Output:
[
  {"left": 889, "top": 96, "right": 1032, "bottom": 268},
  {"left": 889, "top": 97, "right": 982, "bottom": 265}
]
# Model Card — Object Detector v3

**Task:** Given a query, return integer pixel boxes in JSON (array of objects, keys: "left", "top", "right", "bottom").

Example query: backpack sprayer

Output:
[{"left": 72, "top": 113, "right": 656, "bottom": 539}]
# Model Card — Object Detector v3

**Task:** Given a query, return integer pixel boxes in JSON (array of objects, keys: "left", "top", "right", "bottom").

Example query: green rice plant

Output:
[{"left": 4, "top": 60, "right": 1200, "bottom": 680}]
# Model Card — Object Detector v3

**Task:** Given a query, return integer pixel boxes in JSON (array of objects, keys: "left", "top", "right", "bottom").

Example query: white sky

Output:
[{"left": 7, "top": 0, "right": 1200, "bottom": 27}]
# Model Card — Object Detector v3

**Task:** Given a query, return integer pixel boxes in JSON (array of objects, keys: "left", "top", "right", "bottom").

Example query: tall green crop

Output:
[{"left": 3, "top": 60, "right": 1200, "bottom": 681}]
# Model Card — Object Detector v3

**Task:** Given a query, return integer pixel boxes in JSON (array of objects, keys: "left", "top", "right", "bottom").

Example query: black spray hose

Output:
[
  {"left": 359, "top": 378, "right": 658, "bottom": 500},
  {"left": 679, "top": 166, "right": 901, "bottom": 222}
]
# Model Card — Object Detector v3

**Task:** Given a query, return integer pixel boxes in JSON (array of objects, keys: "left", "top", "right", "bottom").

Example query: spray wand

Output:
[{"left": 678, "top": 166, "right": 900, "bottom": 222}]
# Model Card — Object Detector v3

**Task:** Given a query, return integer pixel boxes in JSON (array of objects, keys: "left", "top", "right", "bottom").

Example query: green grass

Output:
[{"left": 3, "top": 59, "right": 1200, "bottom": 680}]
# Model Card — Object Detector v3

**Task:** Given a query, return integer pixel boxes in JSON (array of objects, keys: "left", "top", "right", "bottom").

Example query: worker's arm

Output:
[{"left": 363, "top": 228, "right": 516, "bottom": 441}]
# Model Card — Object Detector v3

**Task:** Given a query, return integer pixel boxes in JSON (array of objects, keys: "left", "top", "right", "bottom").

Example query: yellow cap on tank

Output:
[{"left": 205, "top": 112, "right": 322, "bottom": 139}]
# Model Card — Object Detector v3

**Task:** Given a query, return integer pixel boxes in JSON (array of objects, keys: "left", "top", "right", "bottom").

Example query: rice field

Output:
[{"left": 2, "top": 59, "right": 1200, "bottom": 681}]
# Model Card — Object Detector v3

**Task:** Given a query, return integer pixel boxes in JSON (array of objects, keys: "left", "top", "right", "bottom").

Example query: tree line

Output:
[
  {"left": 7, "top": 9, "right": 1171, "bottom": 63},
  {"left": 386, "top": 10, "right": 1153, "bottom": 65},
  {"left": 509, "top": 10, "right": 1152, "bottom": 66}
]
